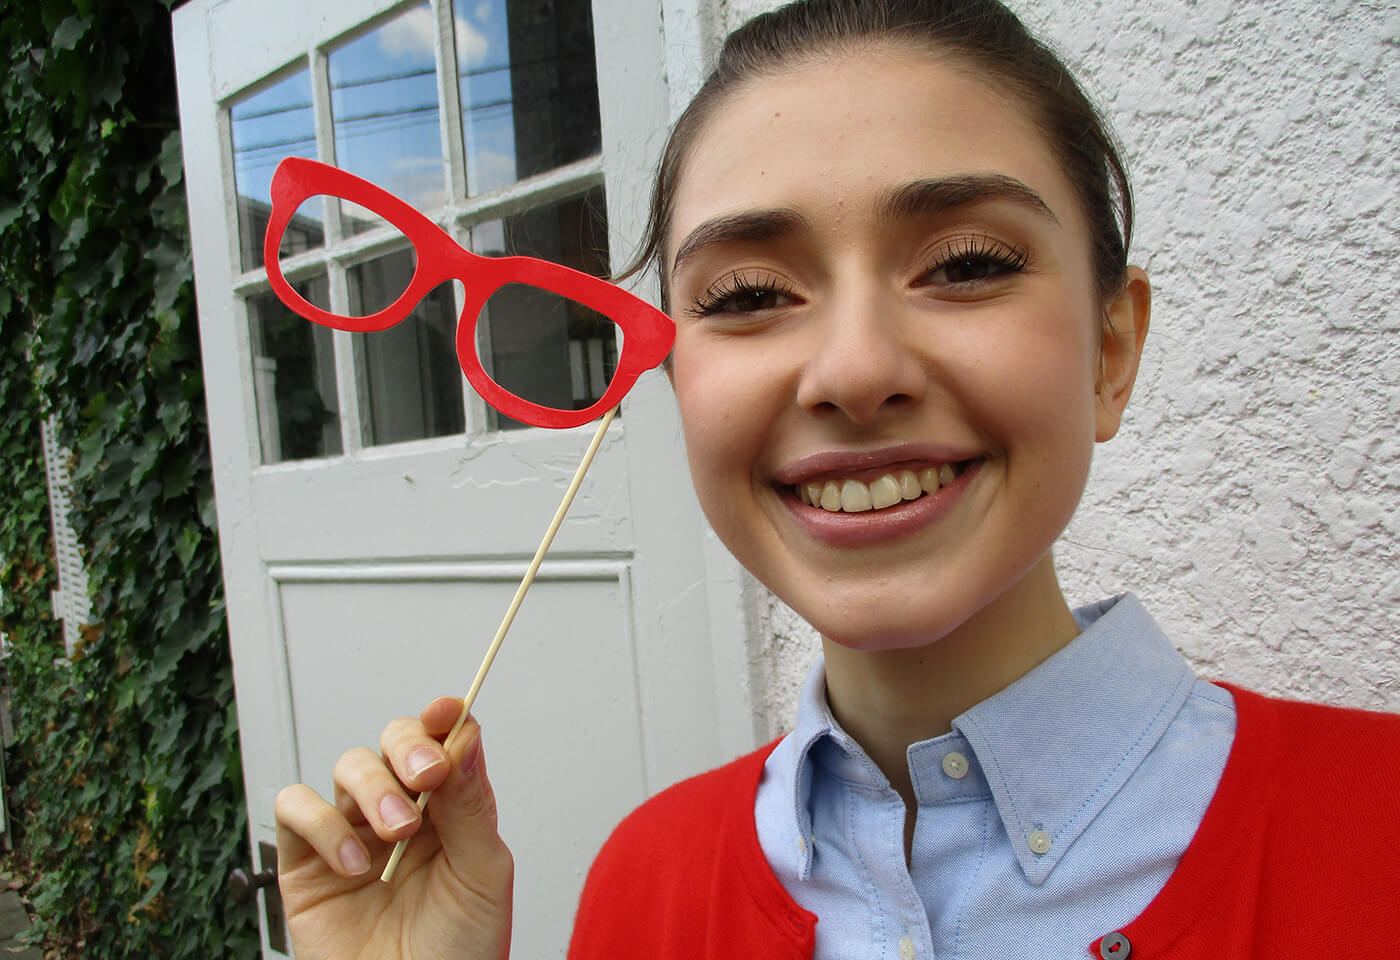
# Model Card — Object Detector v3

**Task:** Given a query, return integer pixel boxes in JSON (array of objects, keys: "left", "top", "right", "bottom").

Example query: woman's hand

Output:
[{"left": 274, "top": 698, "right": 513, "bottom": 960}]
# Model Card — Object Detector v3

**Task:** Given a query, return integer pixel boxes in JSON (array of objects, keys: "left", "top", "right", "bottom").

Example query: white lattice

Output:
[{"left": 40, "top": 418, "right": 92, "bottom": 657}]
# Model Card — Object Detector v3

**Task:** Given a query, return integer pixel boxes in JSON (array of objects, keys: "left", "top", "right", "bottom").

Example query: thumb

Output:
[{"left": 430, "top": 720, "right": 514, "bottom": 894}]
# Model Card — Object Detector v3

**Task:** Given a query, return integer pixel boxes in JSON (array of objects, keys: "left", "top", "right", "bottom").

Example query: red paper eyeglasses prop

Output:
[{"left": 263, "top": 156, "right": 674, "bottom": 429}]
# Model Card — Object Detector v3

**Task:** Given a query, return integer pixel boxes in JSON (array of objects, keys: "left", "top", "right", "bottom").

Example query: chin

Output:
[{"left": 804, "top": 602, "right": 967, "bottom": 653}]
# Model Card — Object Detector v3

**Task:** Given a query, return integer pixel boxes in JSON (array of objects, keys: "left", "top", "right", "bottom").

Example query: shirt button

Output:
[
  {"left": 898, "top": 935, "right": 916, "bottom": 960},
  {"left": 1099, "top": 931, "right": 1132, "bottom": 958},
  {"left": 941, "top": 751, "right": 969, "bottom": 779},
  {"left": 797, "top": 834, "right": 806, "bottom": 855},
  {"left": 1027, "top": 829, "right": 1052, "bottom": 855}
]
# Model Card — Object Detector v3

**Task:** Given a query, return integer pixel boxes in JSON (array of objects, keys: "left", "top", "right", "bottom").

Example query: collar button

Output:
[{"left": 941, "top": 751, "right": 969, "bottom": 779}]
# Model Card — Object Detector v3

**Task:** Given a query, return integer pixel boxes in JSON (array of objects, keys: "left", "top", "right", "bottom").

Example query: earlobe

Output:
[{"left": 1094, "top": 266, "right": 1151, "bottom": 442}]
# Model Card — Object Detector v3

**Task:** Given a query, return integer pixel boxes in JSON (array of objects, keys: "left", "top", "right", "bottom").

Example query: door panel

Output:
[{"left": 277, "top": 565, "right": 645, "bottom": 959}]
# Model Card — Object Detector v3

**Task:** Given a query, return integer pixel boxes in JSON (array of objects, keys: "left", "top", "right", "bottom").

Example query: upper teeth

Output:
[{"left": 798, "top": 465, "right": 957, "bottom": 512}]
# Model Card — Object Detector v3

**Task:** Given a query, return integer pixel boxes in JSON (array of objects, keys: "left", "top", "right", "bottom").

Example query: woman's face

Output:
[{"left": 666, "top": 46, "right": 1143, "bottom": 651}]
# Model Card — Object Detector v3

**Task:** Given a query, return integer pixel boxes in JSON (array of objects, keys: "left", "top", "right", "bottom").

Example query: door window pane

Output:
[
  {"left": 247, "top": 277, "right": 343, "bottom": 462},
  {"left": 231, "top": 68, "right": 321, "bottom": 271},
  {"left": 348, "top": 250, "right": 466, "bottom": 445},
  {"left": 454, "top": 0, "right": 601, "bottom": 195},
  {"left": 473, "top": 188, "right": 613, "bottom": 430},
  {"left": 329, "top": 2, "right": 446, "bottom": 234}
]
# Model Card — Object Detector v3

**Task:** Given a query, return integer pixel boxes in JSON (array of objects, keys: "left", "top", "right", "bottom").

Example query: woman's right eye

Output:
[{"left": 685, "top": 271, "right": 797, "bottom": 319}]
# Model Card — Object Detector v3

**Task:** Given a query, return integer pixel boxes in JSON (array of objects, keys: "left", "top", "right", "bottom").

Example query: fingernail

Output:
[
  {"left": 380, "top": 794, "right": 418, "bottom": 830},
  {"left": 406, "top": 746, "right": 443, "bottom": 780},
  {"left": 339, "top": 837, "right": 370, "bottom": 875},
  {"left": 460, "top": 733, "right": 481, "bottom": 777}
]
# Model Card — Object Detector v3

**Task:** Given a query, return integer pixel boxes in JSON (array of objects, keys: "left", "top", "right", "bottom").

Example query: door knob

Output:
[
  {"left": 228, "top": 840, "right": 288, "bottom": 952},
  {"left": 227, "top": 864, "right": 276, "bottom": 904}
]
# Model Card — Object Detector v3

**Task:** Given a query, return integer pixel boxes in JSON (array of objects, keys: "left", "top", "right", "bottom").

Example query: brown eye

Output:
[
  {"left": 728, "top": 288, "right": 785, "bottom": 312},
  {"left": 921, "top": 236, "right": 1029, "bottom": 290},
  {"left": 937, "top": 256, "right": 1003, "bottom": 285},
  {"left": 687, "top": 270, "right": 798, "bottom": 319}
]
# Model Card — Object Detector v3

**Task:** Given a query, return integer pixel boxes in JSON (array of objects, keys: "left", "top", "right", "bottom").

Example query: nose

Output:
[{"left": 794, "top": 290, "right": 927, "bottom": 425}]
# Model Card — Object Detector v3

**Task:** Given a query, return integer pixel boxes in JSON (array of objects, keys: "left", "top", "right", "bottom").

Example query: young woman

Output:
[{"left": 273, "top": 1, "right": 1400, "bottom": 957}]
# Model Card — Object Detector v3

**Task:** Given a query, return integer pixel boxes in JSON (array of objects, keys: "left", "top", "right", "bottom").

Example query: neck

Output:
[{"left": 820, "top": 554, "right": 1080, "bottom": 808}]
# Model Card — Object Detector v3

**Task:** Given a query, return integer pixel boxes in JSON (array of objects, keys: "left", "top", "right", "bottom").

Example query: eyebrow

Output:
[
  {"left": 877, "top": 174, "right": 1059, "bottom": 226},
  {"left": 670, "top": 208, "right": 812, "bottom": 274},
  {"left": 668, "top": 174, "right": 1058, "bottom": 277}
]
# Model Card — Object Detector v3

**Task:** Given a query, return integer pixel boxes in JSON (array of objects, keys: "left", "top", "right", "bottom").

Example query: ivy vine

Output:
[{"left": 0, "top": 1, "right": 258, "bottom": 956}]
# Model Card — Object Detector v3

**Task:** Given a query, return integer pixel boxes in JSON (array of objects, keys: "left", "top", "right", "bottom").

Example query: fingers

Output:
[
  {"left": 381, "top": 711, "right": 455, "bottom": 793},
  {"left": 421, "top": 695, "right": 467, "bottom": 736},
  {"left": 426, "top": 718, "right": 514, "bottom": 893},
  {"left": 277, "top": 698, "right": 499, "bottom": 891},
  {"left": 276, "top": 783, "right": 373, "bottom": 879},
  {"left": 324, "top": 702, "right": 470, "bottom": 846},
  {"left": 333, "top": 746, "right": 427, "bottom": 841}
]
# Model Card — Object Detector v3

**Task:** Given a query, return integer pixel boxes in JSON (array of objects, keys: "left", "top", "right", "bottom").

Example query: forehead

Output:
[{"left": 667, "top": 47, "right": 1082, "bottom": 266}]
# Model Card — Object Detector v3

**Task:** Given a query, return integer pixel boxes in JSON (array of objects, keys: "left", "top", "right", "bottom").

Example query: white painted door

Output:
[{"left": 172, "top": 1, "right": 760, "bottom": 955}]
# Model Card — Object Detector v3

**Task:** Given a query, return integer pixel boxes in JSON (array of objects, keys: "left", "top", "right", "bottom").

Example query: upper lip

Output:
[{"left": 773, "top": 442, "right": 982, "bottom": 485}]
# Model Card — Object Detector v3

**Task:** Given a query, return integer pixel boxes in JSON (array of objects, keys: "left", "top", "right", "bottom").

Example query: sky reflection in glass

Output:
[
  {"left": 231, "top": 69, "right": 320, "bottom": 270},
  {"left": 454, "top": 0, "right": 601, "bottom": 196},
  {"left": 329, "top": 2, "right": 446, "bottom": 232}
]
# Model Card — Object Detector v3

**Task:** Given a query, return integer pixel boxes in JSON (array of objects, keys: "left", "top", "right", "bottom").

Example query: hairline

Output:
[{"left": 658, "top": 38, "right": 1071, "bottom": 272}]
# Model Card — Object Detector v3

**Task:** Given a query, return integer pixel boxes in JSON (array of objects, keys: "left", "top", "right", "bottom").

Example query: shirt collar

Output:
[{"left": 781, "top": 593, "right": 1198, "bottom": 885}]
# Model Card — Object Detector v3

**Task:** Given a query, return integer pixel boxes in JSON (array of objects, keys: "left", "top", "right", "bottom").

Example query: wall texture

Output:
[{"left": 708, "top": 0, "right": 1400, "bottom": 736}]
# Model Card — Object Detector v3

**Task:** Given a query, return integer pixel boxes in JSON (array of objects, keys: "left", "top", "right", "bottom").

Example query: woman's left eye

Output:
[{"left": 920, "top": 236, "right": 1029, "bottom": 289}]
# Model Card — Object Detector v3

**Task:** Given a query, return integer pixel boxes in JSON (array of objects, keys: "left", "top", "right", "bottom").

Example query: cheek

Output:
[
  {"left": 963, "top": 308, "right": 1102, "bottom": 485},
  {"left": 671, "top": 340, "right": 758, "bottom": 496}
]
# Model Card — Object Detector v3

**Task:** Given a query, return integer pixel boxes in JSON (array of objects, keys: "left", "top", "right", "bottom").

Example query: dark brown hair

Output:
[{"left": 623, "top": 0, "right": 1133, "bottom": 309}]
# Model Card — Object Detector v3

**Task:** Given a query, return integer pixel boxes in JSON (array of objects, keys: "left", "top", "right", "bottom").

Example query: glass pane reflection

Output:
[
  {"left": 454, "top": 0, "right": 601, "bottom": 195},
  {"left": 348, "top": 250, "right": 465, "bottom": 446},
  {"left": 474, "top": 188, "right": 613, "bottom": 430},
  {"left": 231, "top": 69, "right": 321, "bottom": 271},
  {"left": 329, "top": 2, "right": 446, "bottom": 234},
  {"left": 247, "top": 278, "right": 343, "bottom": 463}
]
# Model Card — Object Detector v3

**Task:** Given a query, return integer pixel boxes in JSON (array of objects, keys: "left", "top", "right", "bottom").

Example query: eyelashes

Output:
[
  {"left": 923, "top": 234, "right": 1029, "bottom": 287},
  {"left": 683, "top": 234, "right": 1031, "bottom": 320},
  {"left": 685, "top": 270, "right": 797, "bottom": 320}
]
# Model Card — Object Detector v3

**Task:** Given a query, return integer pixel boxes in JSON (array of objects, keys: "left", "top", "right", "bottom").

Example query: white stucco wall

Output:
[{"left": 701, "top": 0, "right": 1400, "bottom": 735}]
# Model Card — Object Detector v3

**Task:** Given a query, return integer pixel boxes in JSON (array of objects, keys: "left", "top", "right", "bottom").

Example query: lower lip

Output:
[{"left": 780, "top": 461, "right": 981, "bottom": 547}]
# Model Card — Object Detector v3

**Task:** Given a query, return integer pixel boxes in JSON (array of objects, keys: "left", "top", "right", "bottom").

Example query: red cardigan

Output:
[{"left": 570, "top": 686, "right": 1400, "bottom": 958}]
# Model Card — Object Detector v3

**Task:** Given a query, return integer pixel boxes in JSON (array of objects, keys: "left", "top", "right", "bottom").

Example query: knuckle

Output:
[
  {"left": 332, "top": 746, "right": 381, "bottom": 785},
  {"left": 379, "top": 716, "right": 423, "bottom": 756},
  {"left": 275, "top": 782, "right": 324, "bottom": 816},
  {"left": 462, "top": 781, "right": 499, "bottom": 824},
  {"left": 487, "top": 840, "right": 514, "bottom": 882},
  {"left": 273, "top": 783, "right": 305, "bottom": 820},
  {"left": 307, "top": 803, "right": 347, "bottom": 837}
]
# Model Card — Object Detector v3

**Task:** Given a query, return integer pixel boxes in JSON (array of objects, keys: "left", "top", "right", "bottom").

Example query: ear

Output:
[{"left": 1094, "top": 265, "right": 1151, "bottom": 442}]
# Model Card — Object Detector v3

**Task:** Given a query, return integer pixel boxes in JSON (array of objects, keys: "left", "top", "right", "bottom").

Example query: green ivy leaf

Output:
[
  {"left": 131, "top": 863, "right": 168, "bottom": 911},
  {"left": 174, "top": 524, "right": 200, "bottom": 568},
  {"left": 51, "top": 17, "right": 89, "bottom": 52},
  {"left": 158, "top": 129, "right": 183, "bottom": 189}
]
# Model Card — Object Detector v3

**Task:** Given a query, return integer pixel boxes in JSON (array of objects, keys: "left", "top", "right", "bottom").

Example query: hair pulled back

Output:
[{"left": 626, "top": 0, "right": 1133, "bottom": 308}]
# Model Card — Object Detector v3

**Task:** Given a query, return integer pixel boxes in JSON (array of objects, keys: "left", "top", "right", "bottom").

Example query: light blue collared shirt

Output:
[{"left": 754, "top": 594, "right": 1237, "bottom": 959}]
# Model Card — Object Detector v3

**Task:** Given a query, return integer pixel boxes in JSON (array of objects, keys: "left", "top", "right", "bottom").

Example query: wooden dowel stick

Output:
[{"left": 380, "top": 406, "right": 619, "bottom": 883}]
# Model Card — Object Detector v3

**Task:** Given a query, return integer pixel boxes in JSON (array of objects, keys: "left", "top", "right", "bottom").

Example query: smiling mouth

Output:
[{"left": 793, "top": 461, "right": 975, "bottom": 513}]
